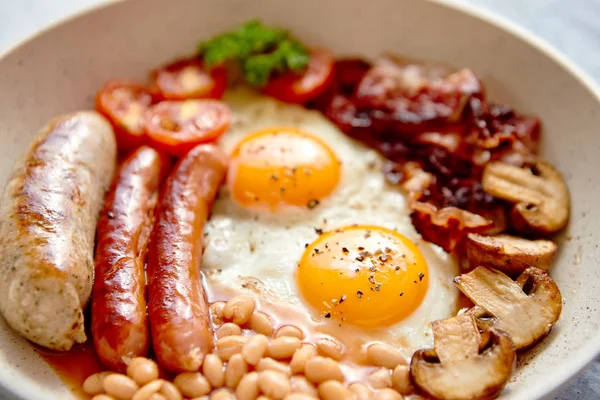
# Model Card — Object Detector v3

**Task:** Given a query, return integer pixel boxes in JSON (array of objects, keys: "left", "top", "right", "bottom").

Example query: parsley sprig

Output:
[{"left": 198, "top": 20, "right": 309, "bottom": 87}]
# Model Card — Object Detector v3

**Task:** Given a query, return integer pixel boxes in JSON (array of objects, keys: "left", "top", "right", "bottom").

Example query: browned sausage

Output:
[
  {"left": 91, "top": 146, "right": 170, "bottom": 370},
  {"left": 147, "top": 144, "right": 227, "bottom": 373}
]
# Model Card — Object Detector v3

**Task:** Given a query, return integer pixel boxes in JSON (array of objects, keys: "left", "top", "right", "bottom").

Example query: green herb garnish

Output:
[{"left": 198, "top": 20, "right": 309, "bottom": 87}]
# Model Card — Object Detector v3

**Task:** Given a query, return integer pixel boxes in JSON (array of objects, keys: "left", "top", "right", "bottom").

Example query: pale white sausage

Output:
[{"left": 0, "top": 111, "right": 117, "bottom": 350}]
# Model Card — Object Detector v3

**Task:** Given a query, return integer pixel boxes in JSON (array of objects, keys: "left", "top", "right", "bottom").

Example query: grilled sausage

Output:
[
  {"left": 0, "top": 111, "right": 117, "bottom": 350},
  {"left": 92, "top": 146, "right": 170, "bottom": 370},
  {"left": 147, "top": 144, "right": 227, "bottom": 372}
]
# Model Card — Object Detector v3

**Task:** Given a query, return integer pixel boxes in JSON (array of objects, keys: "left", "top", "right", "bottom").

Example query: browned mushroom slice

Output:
[
  {"left": 464, "top": 233, "right": 558, "bottom": 275},
  {"left": 410, "top": 314, "right": 516, "bottom": 400},
  {"left": 454, "top": 266, "right": 562, "bottom": 350},
  {"left": 481, "top": 160, "right": 570, "bottom": 235}
]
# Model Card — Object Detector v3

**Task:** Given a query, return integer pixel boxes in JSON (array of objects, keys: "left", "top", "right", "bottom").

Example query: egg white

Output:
[{"left": 202, "top": 87, "right": 459, "bottom": 359}]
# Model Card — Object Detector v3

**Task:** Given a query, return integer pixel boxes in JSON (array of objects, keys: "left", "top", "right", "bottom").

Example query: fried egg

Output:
[{"left": 202, "top": 87, "right": 459, "bottom": 361}]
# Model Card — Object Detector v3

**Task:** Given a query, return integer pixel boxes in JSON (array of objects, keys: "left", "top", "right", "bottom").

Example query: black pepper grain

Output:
[{"left": 307, "top": 199, "right": 320, "bottom": 209}]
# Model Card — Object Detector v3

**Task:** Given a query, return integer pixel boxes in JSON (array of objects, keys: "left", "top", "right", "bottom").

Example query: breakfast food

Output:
[
  {"left": 92, "top": 146, "right": 170, "bottom": 370},
  {"left": 0, "top": 20, "right": 570, "bottom": 400},
  {"left": 456, "top": 267, "right": 562, "bottom": 350},
  {"left": 0, "top": 111, "right": 116, "bottom": 351},
  {"left": 147, "top": 144, "right": 228, "bottom": 373},
  {"left": 410, "top": 314, "right": 516, "bottom": 400}
]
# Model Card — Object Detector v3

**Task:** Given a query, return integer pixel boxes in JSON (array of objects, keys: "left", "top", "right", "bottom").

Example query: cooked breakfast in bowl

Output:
[{"left": 0, "top": 20, "right": 569, "bottom": 400}]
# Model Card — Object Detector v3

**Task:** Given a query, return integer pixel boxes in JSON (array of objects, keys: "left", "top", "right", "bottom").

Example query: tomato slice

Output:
[
  {"left": 95, "top": 81, "right": 154, "bottom": 151},
  {"left": 153, "top": 58, "right": 227, "bottom": 100},
  {"left": 263, "top": 48, "right": 335, "bottom": 104},
  {"left": 143, "top": 100, "right": 231, "bottom": 156}
]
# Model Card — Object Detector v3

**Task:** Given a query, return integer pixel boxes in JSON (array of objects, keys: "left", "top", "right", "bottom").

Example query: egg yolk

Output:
[
  {"left": 297, "top": 225, "right": 429, "bottom": 327},
  {"left": 228, "top": 127, "right": 341, "bottom": 210}
]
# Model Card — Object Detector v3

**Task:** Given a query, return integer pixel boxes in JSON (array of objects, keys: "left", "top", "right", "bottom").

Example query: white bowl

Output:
[{"left": 0, "top": 0, "right": 599, "bottom": 399}]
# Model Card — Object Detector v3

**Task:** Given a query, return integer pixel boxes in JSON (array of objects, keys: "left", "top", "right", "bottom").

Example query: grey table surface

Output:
[{"left": 0, "top": 0, "right": 599, "bottom": 399}]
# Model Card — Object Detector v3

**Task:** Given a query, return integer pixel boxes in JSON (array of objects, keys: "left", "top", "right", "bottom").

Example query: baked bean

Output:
[
  {"left": 132, "top": 380, "right": 164, "bottom": 400},
  {"left": 242, "top": 334, "right": 269, "bottom": 365},
  {"left": 304, "top": 357, "right": 343, "bottom": 383},
  {"left": 274, "top": 325, "right": 304, "bottom": 340},
  {"left": 366, "top": 344, "right": 406, "bottom": 369},
  {"left": 188, "top": 397, "right": 208, "bottom": 400},
  {"left": 103, "top": 373, "right": 139, "bottom": 400},
  {"left": 258, "top": 370, "right": 292, "bottom": 400},
  {"left": 216, "top": 322, "right": 242, "bottom": 339},
  {"left": 225, "top": 353, "right": 248, "bottom": 388},
  {"left": 283, "top": 394, "right": 316, "bottom": 400},
  {"left": 316, "top": 338, "right": 344, "bottom": 361},
  {"left": 210, "top": 301, "right": 226, "bottom": 326},
  {"left": 84, "top": 371, "right": 112, "bottom": 395},
  {"left": 373, "top": 388, "right": 403, "bottom": 400},
  {"left": 147, "top": 394, "right": 167, "bottom": 400},
  {"left": 203, "top": 353, "right": 225, "bottom": 387},
  {"left": 367, "top": 368, "right": 392, "bottom": 389},
  {"left": 92, "top": 395, "right": 117, "bottom": 400},
  {"left": 268, "top": 336, "right": 302, "bottom": 359},
  {"left": 216, "top": 335, "right": 248, "bottom": 361},
  {"left": 210, "top": 389, "right": 235, "bottom": 400},
  {"left": 236, "top": 371, "right": 260, "bottom": 400},
  {"left": 127, "top": 358, "right": 160, "bottom": 386},
  {"left": 257, "top": 396, "right": 272, "bottom": 400},
  {"left": 348, "top": 383, "right": 371, "bottom": 400},
  {"left": 249, "top": 312, "right": 274, "bottom": 336},
  {"left": 289, "top": 376, "right": 317, "bottom": 397},
  {"left": 256, "top": 357, "right": 292, "bottom": 376},
  {"left": 391, "top": 365, "right": 411, "bottom": 395},
  {"left": 159, "top": 381, "right": 183, "bottom": 400},
  {"left": 173, "top": 372, "right": 211, "bottom": 398},
  {"left": 223, "top": 296, "right": 256, "bottom": 325},
  {"left": 317, "top": 380, "right": 351, "bottom": 400},
  {"left": 290, "top": 344, "right": 317, "bottom": 374}
]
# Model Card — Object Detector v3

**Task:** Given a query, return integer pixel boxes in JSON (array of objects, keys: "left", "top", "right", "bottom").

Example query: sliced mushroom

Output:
[
  {"left": 454, "top": 266, "right": 562, "bottom": 350},
  {"left": 410, "top": 314, "right": 516, "bottom": 400},
  {"left": 481, "top": 160, "right": 570, "bottom": 235},
  {"left": 464, "top": 233, "right": 558, "bottom": 275}
]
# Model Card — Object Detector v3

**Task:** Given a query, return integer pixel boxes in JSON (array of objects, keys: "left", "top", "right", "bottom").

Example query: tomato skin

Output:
[
  {"left": 142, "top": 99, "right": 231, "bottom": 157},
  {"left": 96, "top": 81, "right": 155, "bottom": 151},
  {"left": 263, "top": 48, "right": 335, "bottom": 104},
  {"left": 153, "top": 58, "right": 227, "bottom": 101}
]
